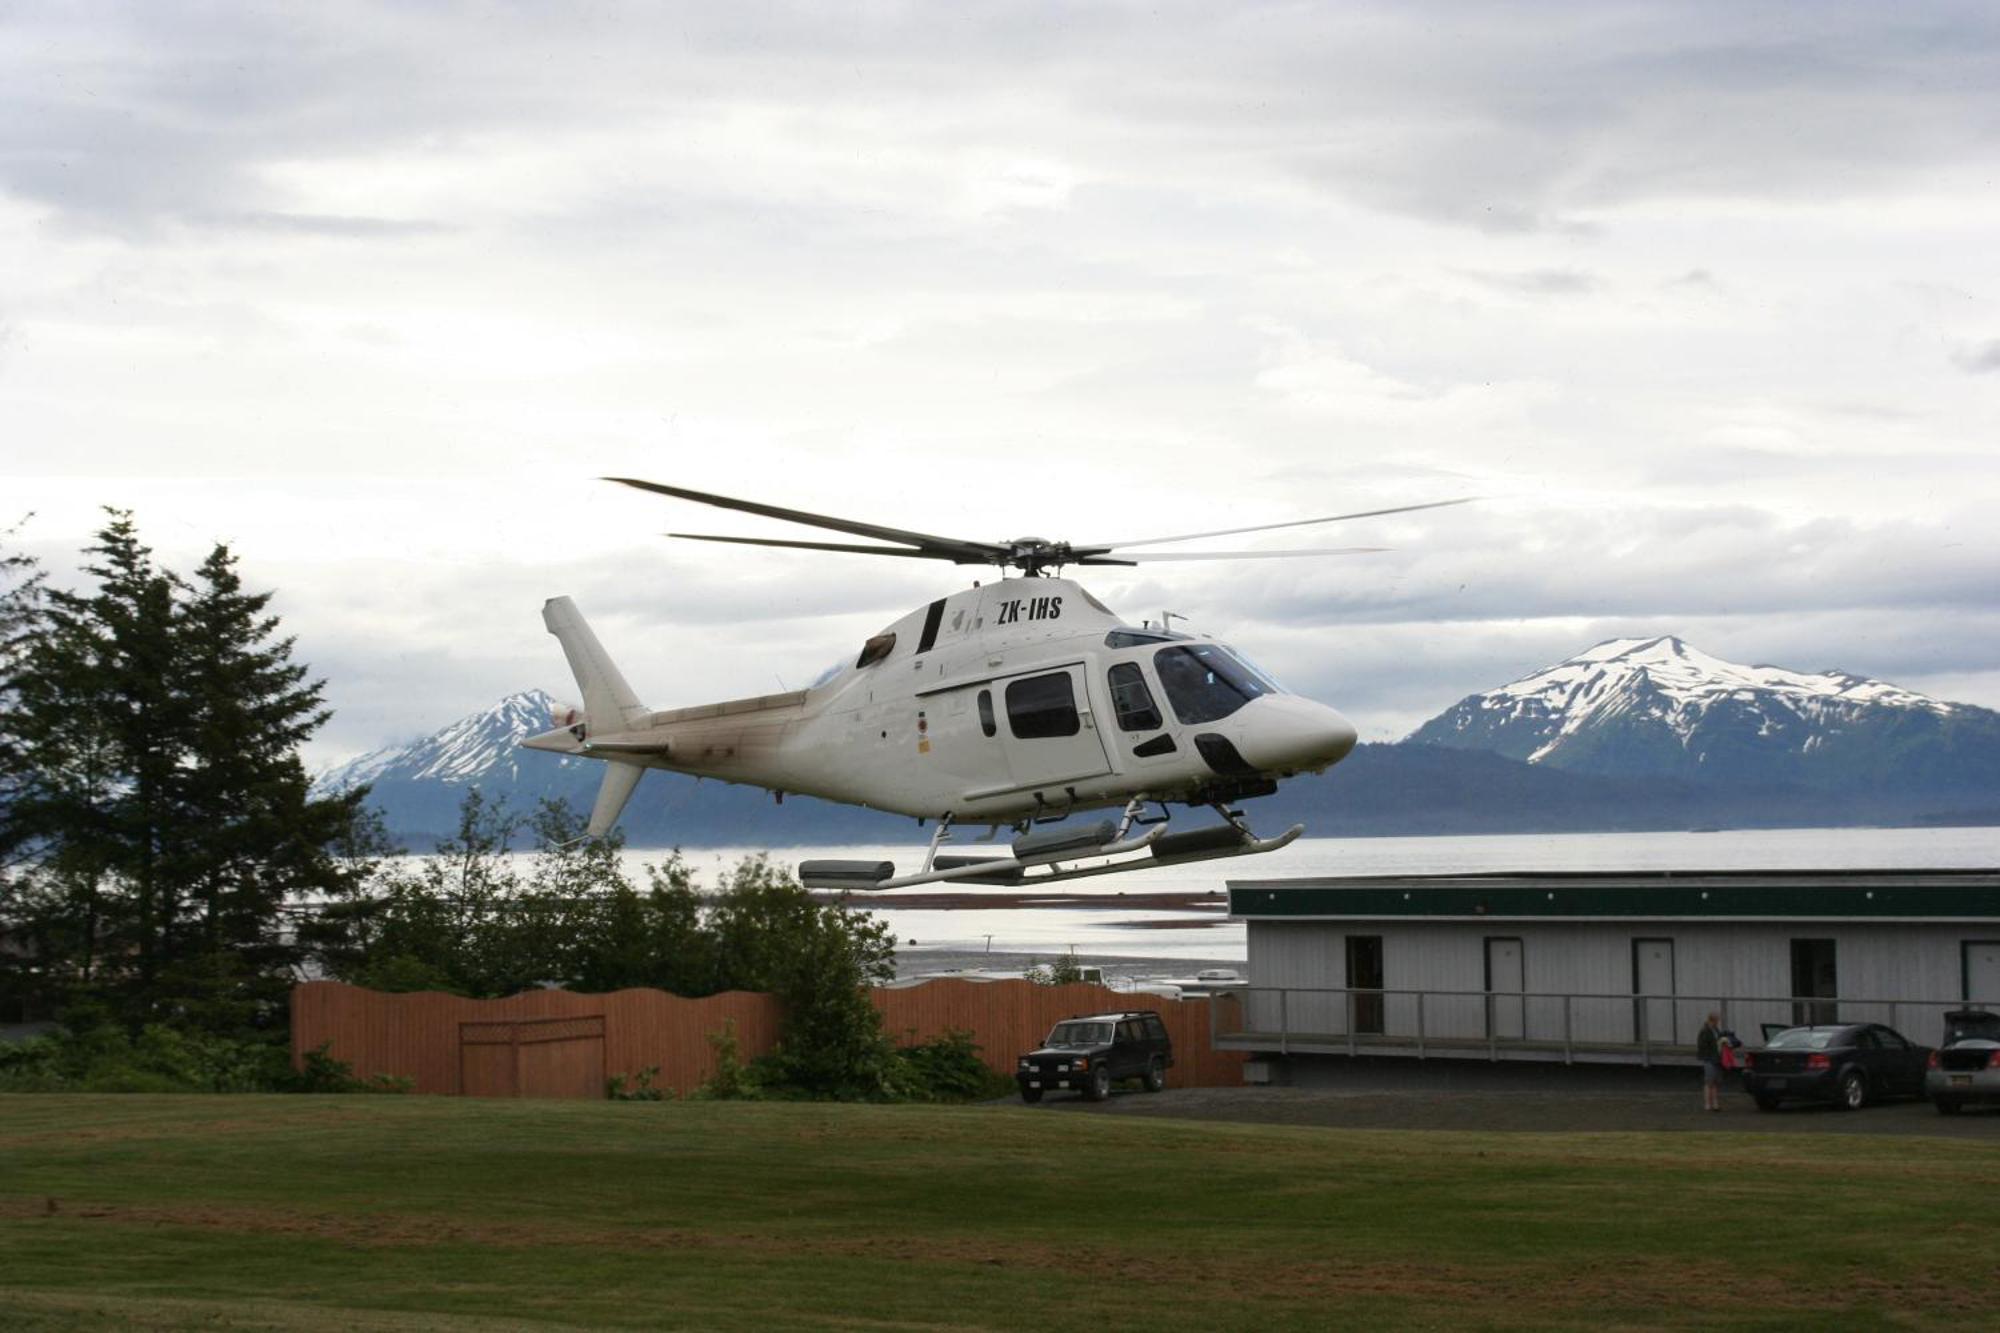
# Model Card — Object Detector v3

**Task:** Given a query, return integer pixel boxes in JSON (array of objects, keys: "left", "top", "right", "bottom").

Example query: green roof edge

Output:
[{"left": 1228, "top": 869, "right": 2000, "bottom": 920}]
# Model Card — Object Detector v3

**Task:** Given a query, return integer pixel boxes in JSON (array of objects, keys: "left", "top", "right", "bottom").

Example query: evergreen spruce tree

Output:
[
  {"left": 11, "top": 513, "right": 184, "bottom": 1016},
  {"left": 7, "top": 511, "right": 370, "bottom": 1032},
  {"left": 168, "top": 543, "right": 369, "bottom": 1029},
  {"left": 1, "top": 519, "right": 47, "bottom": 869},
  {"left": 0, "top": 521, "right": 49, "bottom": 1019}
]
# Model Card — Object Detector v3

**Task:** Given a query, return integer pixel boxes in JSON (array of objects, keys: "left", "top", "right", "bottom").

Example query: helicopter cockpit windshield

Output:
[{"left": 1153, "top": 643, "right": 1280, "bottom": 724}]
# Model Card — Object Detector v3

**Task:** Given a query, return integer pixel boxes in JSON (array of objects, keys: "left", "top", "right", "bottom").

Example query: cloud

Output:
[
  {"left": 7, "top": 3, "right": 1999, "bottom": 239},
  {"left": 6, "top": 3, "right": 2000, "bottom": 766},
  {"left": 1249, "top": 504, "right": 2000, "bottom": 627},
  {"left": 1952, "top": 339, "right": 2000, "bottom": 373},
  {"left": 196, "top": 212, "right": 455, "bottom": 238},
  {"left": 1456, "top": 269, "right": 1602, "bottom": 297}
]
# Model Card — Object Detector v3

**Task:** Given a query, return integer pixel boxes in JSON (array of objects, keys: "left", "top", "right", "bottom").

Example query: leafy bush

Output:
[
  {"left": 693, "top": 1020, "right": 762, "bottom": 1100},
  {"left": 607, "top": 1065, "right": 667, "bottom": 1101},
  {"left": 0, "top": 1025, "right": 293, "bottom": 1093},
  {"left": 0, "top": 1035, "right": 66, "bottom": 1092},
  {"left": 0, "top": 1028, "right": 410, "bottom": 1094},
  {"left": 733, "top": 1027, "right": 1012, "bottom": 1104},
  {"left": 286, "top": 1041, "right": 369, "bottom": 1093},
  {"left": 275, "top": 1043, "right": 411, "bottom": 1094},
  {"left": 892, "top": 1027, "right": 1014, "bottom": 1102}
]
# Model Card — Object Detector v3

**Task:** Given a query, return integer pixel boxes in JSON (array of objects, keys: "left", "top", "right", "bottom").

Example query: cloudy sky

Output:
[{"left": 5, "top": 1, "right": 1998, "bottom": 768}]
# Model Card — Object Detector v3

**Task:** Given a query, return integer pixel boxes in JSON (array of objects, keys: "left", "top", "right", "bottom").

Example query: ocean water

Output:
[{"left": 621, "top": 826, "right": 2000, "bottom": 969}]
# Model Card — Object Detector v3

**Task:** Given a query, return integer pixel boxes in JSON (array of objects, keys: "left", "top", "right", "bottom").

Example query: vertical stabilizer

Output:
[{"left": 541, "top": 597, "right": 650, "bottom": 730}]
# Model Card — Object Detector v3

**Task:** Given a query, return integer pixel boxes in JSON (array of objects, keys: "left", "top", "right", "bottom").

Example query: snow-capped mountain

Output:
[
  {"left": 318, "top": 690, "right": 566, "bottom": 795},
  {"left": 1407, "top": 636, "right": 2000, "bottom": 794},
  {"left": 315, "top": 689, "right": 614, "bottom": 841}
]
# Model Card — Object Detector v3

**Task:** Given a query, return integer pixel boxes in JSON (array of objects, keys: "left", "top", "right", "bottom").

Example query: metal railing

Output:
[{"left": 1208, "top": 985, "right": 1972, "bottom": 1066}]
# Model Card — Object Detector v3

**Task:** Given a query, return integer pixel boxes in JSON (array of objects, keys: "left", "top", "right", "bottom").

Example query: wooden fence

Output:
[
  {"left": 291, "top": 982, "right": 782, "bottom": 1097},
  {"left": 292, "top": 978, "right": 1243, "bottom": 1097}
]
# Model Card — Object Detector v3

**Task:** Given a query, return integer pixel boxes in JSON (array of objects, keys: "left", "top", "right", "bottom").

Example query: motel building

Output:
[{"left": 1213, "top": 868, "right": 2000, "bottom": 1083}]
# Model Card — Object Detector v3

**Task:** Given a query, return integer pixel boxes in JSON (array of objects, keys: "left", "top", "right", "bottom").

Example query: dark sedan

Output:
[{"left": 1741, "top": 1023, "right": 1932, "bottom": 1111}]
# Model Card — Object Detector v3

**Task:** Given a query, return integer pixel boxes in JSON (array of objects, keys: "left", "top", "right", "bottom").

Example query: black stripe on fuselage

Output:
[{"left": 916, "top": 597, "right": 947, "bottom": 654}]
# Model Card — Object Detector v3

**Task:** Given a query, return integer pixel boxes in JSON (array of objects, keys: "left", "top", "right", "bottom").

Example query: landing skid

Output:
[{"left": 798, "top": 800, "right": 1304, "bottom": 892}]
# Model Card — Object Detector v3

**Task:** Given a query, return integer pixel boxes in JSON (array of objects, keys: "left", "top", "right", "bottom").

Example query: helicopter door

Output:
[{"left": 995, "top": 666, "right": 1112, "bottom": 794}]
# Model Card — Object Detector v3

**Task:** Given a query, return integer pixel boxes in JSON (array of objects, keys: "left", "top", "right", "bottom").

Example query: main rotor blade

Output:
[
  {"left": 1078, "top": 496, "right": 1477, "bottom": 552},
  {"left": 668, "top": 533, "right": 969, "bottom": 561},
  {"left": 607, "top": 477, "right": 1006, "bottom": 563},
  {"left": 1117, "top": 547, "right": 1387, "bottom": 562}
]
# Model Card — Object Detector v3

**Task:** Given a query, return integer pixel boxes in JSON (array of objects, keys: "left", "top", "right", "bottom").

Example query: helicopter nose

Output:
[{"left": 1232, "top": 696, "right": 1359, "bottom": 774}]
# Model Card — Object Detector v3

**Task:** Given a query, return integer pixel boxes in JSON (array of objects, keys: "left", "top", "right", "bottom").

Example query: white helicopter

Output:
[{"left": 524, "top": 479, "right": 1467, "bottom": 890}]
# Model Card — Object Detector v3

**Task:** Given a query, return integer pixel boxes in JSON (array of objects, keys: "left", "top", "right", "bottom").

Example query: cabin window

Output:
[
  {"left": 855, "top": 632, "right": 896, "bottom": 669},
  {"left": 1153, "top": 644, "right": 1273, "bottom": 724},
  {"left": 977, "top": 689, "right": 996, "bottom": 738},
  {"left": 1005, "top": 672, "right": 1080, "bottom": 739},
  {"left": 1106, "top": 662, "right": 1162, "bottom": 732}
]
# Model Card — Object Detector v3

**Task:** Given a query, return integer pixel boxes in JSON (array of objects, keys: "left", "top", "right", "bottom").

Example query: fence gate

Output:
[{"left": 459, "top": 1015, "right": 607, "bottom": 1098}]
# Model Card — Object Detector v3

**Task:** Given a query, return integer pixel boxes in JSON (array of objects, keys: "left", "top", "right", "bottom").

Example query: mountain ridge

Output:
[
  {"left": 1406, "top": 635, "right": 2000, "bottom": 795},
  {"left": 319, "top": 639, "right": 2000, "bottom": 847}
]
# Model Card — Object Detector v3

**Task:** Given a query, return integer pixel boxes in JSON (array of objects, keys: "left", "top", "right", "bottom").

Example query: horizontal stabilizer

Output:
[{"left": 578, "top": 737, "right": 671, "bottom": 755}]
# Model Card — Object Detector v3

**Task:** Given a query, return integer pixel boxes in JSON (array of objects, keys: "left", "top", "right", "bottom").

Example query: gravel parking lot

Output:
[{"left": 1015, "top": 1062, "right": 2000, "bottom": 1138}]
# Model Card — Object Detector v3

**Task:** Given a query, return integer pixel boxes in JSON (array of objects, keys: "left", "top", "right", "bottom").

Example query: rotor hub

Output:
[{"left": 1005, "top": 538, "right": 1071, "bottom": 576}]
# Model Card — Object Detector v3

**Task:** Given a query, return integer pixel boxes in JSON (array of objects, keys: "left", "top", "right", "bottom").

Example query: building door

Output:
[
  {"left": 1486, "top": 937, "right": 1525, "bottom": 1040},
  {"left": 1965, "top": 941, "right": 2000, "bottom": 1005},
  {"left": 1632, "top": 938, "right": 1675, "bottom": 1044},
  {"left": 1346, "top": 935, "right": 1384, "bottom": 1035},
  {"left": 1790, "top": 938, "right": 1838, "bottom": 1026},
  {"left": 458, "top": 1015, "right": 606, "bottom": 1098},
  {"left": 996, "top": 667, "right": 1112, "bottom": 795}
]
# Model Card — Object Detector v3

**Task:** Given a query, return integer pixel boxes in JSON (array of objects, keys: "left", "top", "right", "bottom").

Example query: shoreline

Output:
[{"left": 816, "top": 888, "right": 1228, "bottom": 911}]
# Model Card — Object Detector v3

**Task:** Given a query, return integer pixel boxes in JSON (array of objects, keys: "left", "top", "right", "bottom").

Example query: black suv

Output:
[{"left": 1016, "top": 1010, "right": 1174, "bottom": 1103}]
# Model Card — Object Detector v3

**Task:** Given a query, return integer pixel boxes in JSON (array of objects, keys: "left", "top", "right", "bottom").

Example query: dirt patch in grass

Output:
[
  {"left": 0, "top": 1109, "right": 365, "bottom": 1151},
  {"left": 0, "top": 1288, "right": 596, "bottom": 1332},
  {"left": 4, "top": 1195, "right": 1977, "bottom": 1319}
]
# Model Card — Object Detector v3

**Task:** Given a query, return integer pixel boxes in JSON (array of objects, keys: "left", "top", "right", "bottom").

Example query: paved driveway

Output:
[{"left": 1015, "top": 1067, "right": 2000, "bottom": 1138}]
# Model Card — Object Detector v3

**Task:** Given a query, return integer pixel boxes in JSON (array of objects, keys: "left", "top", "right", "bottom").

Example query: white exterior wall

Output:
[{"left": 1244, "top": 918, "right": 1992, "bottom": 1048}]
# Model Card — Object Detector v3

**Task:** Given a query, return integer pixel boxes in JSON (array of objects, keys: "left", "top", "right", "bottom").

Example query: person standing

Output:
[{"left": 1697, "top": 1012, "right": 1725, "bottom": 1112}]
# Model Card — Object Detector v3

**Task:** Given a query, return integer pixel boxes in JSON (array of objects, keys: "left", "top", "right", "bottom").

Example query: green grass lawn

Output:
[{"left": 1, "top": 1095, "right": 1994, "bottom": 1330}]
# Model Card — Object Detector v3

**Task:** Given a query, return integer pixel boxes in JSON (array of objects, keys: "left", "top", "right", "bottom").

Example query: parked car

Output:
[
  {"left": 1016, "top": 1010, "right": 1173, "bottom": 1103},
  {"left": 1926, "top": 1009, "right": 2000, "bottom": 1115},
  {"left": 1740, "top": 1023, "right": 1931, "bottom": 1111}
]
